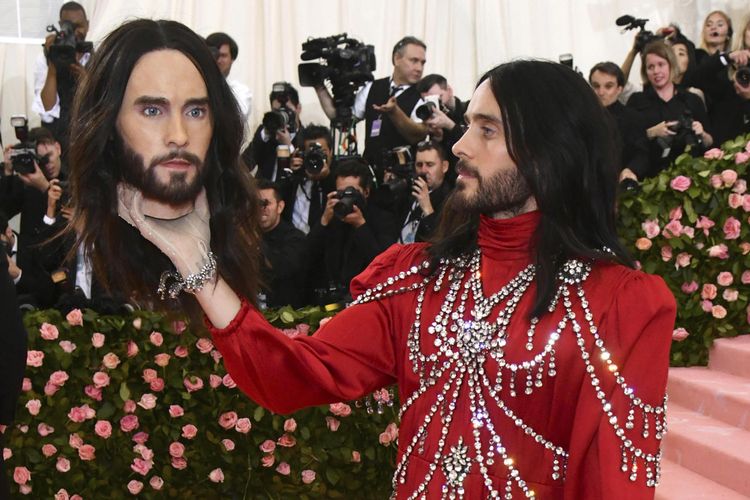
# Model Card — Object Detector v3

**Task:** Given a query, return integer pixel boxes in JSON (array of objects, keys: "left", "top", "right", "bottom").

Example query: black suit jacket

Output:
[{"left": 0, "top": 256, "right": 27, "bottom": 425}]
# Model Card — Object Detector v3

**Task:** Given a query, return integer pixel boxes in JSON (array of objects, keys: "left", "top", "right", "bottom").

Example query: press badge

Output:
[{"left": 371, "top": 118, "right": 382, "bottom": 137}]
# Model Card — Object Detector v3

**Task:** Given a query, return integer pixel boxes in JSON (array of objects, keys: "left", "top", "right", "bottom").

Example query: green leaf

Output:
[
  {"left": 119, "top": 382, "right": 131, "bottom": 401},
  {"left": 253, "top": 405, "right": 265, "bottom": 421}
]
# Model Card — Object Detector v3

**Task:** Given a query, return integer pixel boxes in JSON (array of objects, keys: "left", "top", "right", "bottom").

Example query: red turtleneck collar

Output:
[{"left": 477, "top": 210, "right": 541, "bottom": 261}]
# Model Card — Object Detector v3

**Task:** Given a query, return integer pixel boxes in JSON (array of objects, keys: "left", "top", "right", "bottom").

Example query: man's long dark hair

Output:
[
  {"left": 67, "top": 19, "right": 261, "bottom": 319},
  {"left": 428, "top": 60, "right": 634, "bottom": 318}
]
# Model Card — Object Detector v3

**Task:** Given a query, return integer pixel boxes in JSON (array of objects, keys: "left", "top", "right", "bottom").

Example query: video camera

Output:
[
  {"left": 8, "top": 116, "right": 48, "bottom": 176},
  {"left": 262, "top": 82, "right": 298, "bottom": 136},
  {"left": 616, "top": 15, "right": 665, "bottom": 53},
  {"left": 46, "top": 20, "right": 93, "bottom": 69},
  {"left": 298, "top": 33, "right": 376, "bottom": 128}
]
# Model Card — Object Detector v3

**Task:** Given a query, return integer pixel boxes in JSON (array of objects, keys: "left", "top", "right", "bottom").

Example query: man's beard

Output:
[
  {"left": 453, "top": 159, "right": 532, "bottom": 215},
  {"left": 117, "top": 138, "right": 207, "bottom": 205}
]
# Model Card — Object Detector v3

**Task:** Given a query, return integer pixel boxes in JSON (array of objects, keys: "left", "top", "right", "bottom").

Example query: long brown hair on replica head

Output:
[{"left": 67, "top": 19, "right": 261, "bottom": 322}]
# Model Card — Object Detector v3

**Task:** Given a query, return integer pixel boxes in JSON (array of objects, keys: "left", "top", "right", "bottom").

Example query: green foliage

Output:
[
  {"left": 617, "top": 134, "right": 750, "bottom": 366},
  {"left": 5, "top": 307, "right": 398, "bottom": 498}
]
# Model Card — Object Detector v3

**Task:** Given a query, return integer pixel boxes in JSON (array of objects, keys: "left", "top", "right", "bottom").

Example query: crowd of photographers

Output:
[{"left": 2, "top": 4, "right": 750, "bottom": 313}]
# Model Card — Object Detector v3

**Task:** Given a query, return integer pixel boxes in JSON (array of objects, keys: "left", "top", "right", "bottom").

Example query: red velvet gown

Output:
[{"left": 210, "top": 211, "right": 676, "bottom": 499}]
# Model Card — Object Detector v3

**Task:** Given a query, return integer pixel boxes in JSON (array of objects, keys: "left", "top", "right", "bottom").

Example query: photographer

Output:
[
  {"left": 306, "top": 158, "right": 398, "bottom": 304},
  {"left": 397, "top": 140, "right": 452, "bottom": 243},
  {"left": 33, "top": 1, "right": 92, "bottom": 151},
  {"left": 257, "top": 180, "right": 307, "bottom": 309},
  {"left": 589, "top": 62, "right": 649, "bottom": 181},
  {"left": 627, "top": 41, "right": 713, "bottom": 178},
  {"left": 205, "top": 32, "right": 253, "bottom": 121},
  {"left": 314, "top": 36, "right": 428, "bottom": 170},
  {"left": 244, "top": 82, "right": 304, "bottom": 180},
  {"left": 711, "top": 67, "right": 750, "bottom": 145}
]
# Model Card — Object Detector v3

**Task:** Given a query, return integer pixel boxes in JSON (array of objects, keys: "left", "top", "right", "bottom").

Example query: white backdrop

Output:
[{"left": 1, "top": 0, "right": 748, "bottom": 147}]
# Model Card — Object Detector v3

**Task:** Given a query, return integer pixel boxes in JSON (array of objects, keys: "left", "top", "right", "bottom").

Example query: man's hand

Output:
[
  {"left": 425, "top": 107, "right": 455, "bottom": 131},
  {"left": 647, "top": 121, "right": 677, "bottom": 139},
  {"left": 7, "top": 255, "right": 21, "bottom": 281},
  {"left": 619, "top": 168, "right": 639, "bottom": 182},
  {"left": 290, "top": 152, "right": 304, "bottom": 171},
  {"left": 411, "top": 177, "right": 433, "bottom": 215},
  {"left": 276, "top": 126, "right": 293, "bottom": 146},
  {"left": 341, "top": 205, "right": 366, "bottom": 228},
  {"left": 47, "top": 179, "right": 63, "bottom": 219},
  {"left": 320, "top": 191, "right": 338, "bottom": 226},
  {"left": 18, "top": 163, "right": 51, "bottom": 193},
  {"left": 691, "top": 120, "right": 705, "bottom": 137},
  {"left": 729, "top": 50, "right": 750, "bottom": 67},
  {"left": 69, "top": 62, "right": 86, "bottom": 80},
  {"left": 3, "top": 145, "right": 13, "bottom": 176},
  {"left": 372, "top": 97, "right": 397, "bottom": 114}
]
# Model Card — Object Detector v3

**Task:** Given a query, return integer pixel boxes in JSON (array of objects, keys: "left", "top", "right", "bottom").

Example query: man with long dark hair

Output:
[
  {"left": 69, "top": 19, "right": 260, "bottom": 318},
  {"left": 126, "top": 59, "right": 675, "bottom": 498}
]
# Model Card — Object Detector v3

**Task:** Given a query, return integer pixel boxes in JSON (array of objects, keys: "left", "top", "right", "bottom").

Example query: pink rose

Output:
[
  {"left": 215, "top": 373, "right": 234, "bottom": 389},
  {"left": 92, "top": 371, "right": 110, "bottom": 389},
  {"left": 94, "top": 420, "right": 112, "bottom": 439},
  {"left": 319, "top": 317, "right": 332, "bottom": 327},
  {"left": 662, "top": 219, "right": 683, "bottom": 238},
  {"left": 168, "top": 441, "right": 185, "bottom": 458},
  {"left": 40, "top": 322, "right": 59, "bottom": 340},
  {"left": 25, "top": 399, "right": 41, "bottom": 416},
  {"left": 59, "top": 340, "right": 76, "bottom": 353},
  {"left": 132, "top": 432, "right": 149, "bottom": 445},
  {"left": 149, "top": 331, "right": 164, "bottom": 346},
  {"left": 282, "top": 328, "right": 300, "bottom": 338},
  {"left": 385, "top": 423, "right": 398, "bottom": 442},
  {"left": 276, "top": 462, "right": 291, "bottom": 475},
  {"left": 260, "top": 440, "right": 276, "bottom": 453},
  {"left": 137, "top": 394, "right": 157, "bottom": 410},
  {"left": 710, "top": 174, "right": 724, "bottom": 189},
  {"left": 39, "top": 381, "right": 54, "bottom": 397},
  {"left": 150, "top": 378, "right": 165, "bottom": 392},
  {"left": 736, "top": 151, "right": 750, "bottom": 165},
  {"left": 66, "top": 309, "right": 83, "bottom": 326},
  {"left": 682, "top": 226, "right": 695, "bottom": 239},
  {"left": 283, "top": 418, "right": 297, "bottom": 433},
  {"left": 130, "top": 457, "right": 152, "bottom": 476},
  {"left": 181, "top": 424, "right": 198, "bottom": 439},
  {"left": 695, "top": 216, "right": 716, "bottom": 236},
  {"left": 729, "top": 193, "right": 744, "bottom": 209},
  {"left": 351, "top": 450, "right": 361, "bottom": 462},
  {"left": 131, "top": 317, "right": 142, "bottom": 330},
  {"left": 703, "top": 147, "right": 723, "bottom": 160},
  {"left": 641, "top": 219, "right": 660, "bottom": 239},
  {"left": 222, "top": 439, "right": 235, "bottom": 451},
  {"left": 670, "top": 175, "right": 691, "bottom": 192},
  {"left": 743, "top": 195, "right": 750, "bottom": 212},
  {"left": 672, "top": 328, "right": 689, "bottom": 341},
  {"left": 208, "top": 468, "right": 225, "bottom": 483},
  {"left": 123, "top": 399, "right": 137, "bottom": 413},
  {"left": 329, "top": 402, "right": 352, "bottom": 417},
  {"left": 22, "top": 378, "right": 31, "bottom": 392},
  {"left": 154, "top": 353, "right": 171, "bottom": 366},
  {"left": 171, "top": 456, "right": 187, "bottom": 470},
  {"left": 56, "top": 457, "right": 70, "bottom": 472},
  {"left": 42, "top": 443, "right": 57, "bottom": 458},
  {"left": 3, "top": 448, "right": 11, "bottom": 460},
  {"left": 660, "top": 245, "right": 673, "bottom": 262},
  {"left": 301, "top": 470, "right": 316, "bottom": 484},
  {"left": 712, "top": 305, "right": 728, "bottom": 319},
  {"left": 277, "top": 433, "right": 297, "bottom": 447},
  {"left": 69, "top": 433, "right": 83, "bottom": 449},
  {"left": 172, "top": 320, "right": 187, "bottom": 334},
  {"left": 209, "top": 374, "right": 223, "bottom": 388},
  {"left": 13, "top": 466, "right": 31, "bottom": 485},
  {"left": 169, "top": 405, "right": 184, "bottom": 418},
  {"left": 734, "top": 179, "right": 748, "bottom": 194},
  {"left": 717, "top": 272, "right": 734, "bottom": 286},
  {"left": 219, "top": 411, "right": 238, "bottom": 430},
  {"left": 26, "top": 350, "right": 44, "bottom": 367},
  {"left": 723, "top": 217, "right": 741, "bottom": 239},
  {"left": 174, "top": 346, "right": 189, "bottom": 358},
  {"left": 296, "top": 323, "right": 311, "bottom": 335},
  {"left": 675, "top": 252, "right": 691, "bottom": 268},
  {"left": 54, "top": 489, "right": 69, "bottom": 500},
  {"left": 723, "top": 288, "right": 739, "bottom": 302},
  {"left": 91, "top": 332, "right": 105, "bottom": 348},
  {"left": 19, "top": 485, "right": 31, "bottom": 495},
  {"left": 127, "top": 480, "right": 143, "bottom": 495},
  {"left": 721, "top": 169, "right": 739, "bottom": 187},
  {"left": 261, "top": 454, "right": 275, "bottom": 467},
  {"left": 211, "top": 350, "right": 223, "bottom": 363},
  {"left": 701, "top": 283, "right": 718, "bottom": 300},
  {"left": 742, "top": 270, "right": 750, "bottom": 284},
  {"left": 669, "top": 206, "right": 683, "bottom": 220},
  {"left": 743, "top": 242, "right": 750, "bottom": 255},
  {"left": 701, "top": 299, "right": 714, "bottom": 312},
  {"left": 126, "top": 341, "right": 139, "bottom": 358},
  {"left": 78, "top": 444, "right": 96, "bottom": 461},
  {"left": 326, "top": 416, "right": 340, "bottom": 432},
  {"left": 681, "top": 281, "right": 699, "bottom": 294},
  {"left": 196, "top": 338, "right": 214, "bottom": 354},
  {"left": 50, "top": 370, "right": 69, "bottom": 387},
  {"left": 708, "top": 244, "right": 730, "bottom": 259},
  {"left": 68, "top": 405, "right": 95, "bottom": 423},
  {"left": 142, "top": 368, "right": 157, "bottom": 383},
  {"left": 120, "top": 415, "right": 139, "bottom": 433},
  {"left": 102, "top": 352, "right": 121, "bottom": 369},
  {"left": 235, "top": 418, "right": 252, "bottom": 434},
  {"left": 184, "top": 375, "right": 204, "bottom": 392},
  {"left": 37, "top": 423, "right": 55, "bottom": 437},
  {"left": 635, "top": 237, "right": 652, "bottom": 251},
  {"left": 149, "top": 476, "right": 164, "bottom": 491}
]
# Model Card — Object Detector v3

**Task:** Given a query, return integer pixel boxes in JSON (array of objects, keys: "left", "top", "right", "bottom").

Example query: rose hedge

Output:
[
  {"left": 618, "top": 133, "right": 750, "bottom": 366},
  {"left": 4, "top": 306, "right": 399, "bottom": 499}
]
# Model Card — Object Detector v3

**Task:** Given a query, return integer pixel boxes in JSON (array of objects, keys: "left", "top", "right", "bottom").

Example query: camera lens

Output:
[{"left": 415, "top": 102, "right": 436, "bottom": 121}]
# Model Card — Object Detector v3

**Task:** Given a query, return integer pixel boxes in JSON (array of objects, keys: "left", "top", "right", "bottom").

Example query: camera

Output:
[
  {"left": 415, "top": 94, "right": 443, "bottom": 121},
  {"left": 300, "top": 142, "right": 327, "bottom": 176},
  {"left": 616, "top": 15, "right": 664, "bottom": 53},
  {"left": 736, "top": 66, "right": 750, "bottom": 89},
  {"left": 263, "top": 83, "right": 298, "bottom": 135},
  {"left": 333, "top": 186, "right": 366, "bottom": 219},
  {"left": 46, "top": 20, "right": 93, "bottom": 69},
  {"left": 9, "top": 115, "right": 40, "bottom": 175},
  {"left": 298, "top": 33, "right": 376, "bottom": 128},
  {"left": 380, "top": 146, "right": 416, "bottom": 198},
  {"left": 656, "top": 110, "right": 701, "bottom": 154}
]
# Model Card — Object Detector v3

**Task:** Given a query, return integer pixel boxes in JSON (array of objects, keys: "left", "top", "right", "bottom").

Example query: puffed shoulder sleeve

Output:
[
  {"left": 350, "top": 243, "right": 429, "bottom": 299},
  {"left": 565, "top": 270, "right": 676, "bottom": 499}
]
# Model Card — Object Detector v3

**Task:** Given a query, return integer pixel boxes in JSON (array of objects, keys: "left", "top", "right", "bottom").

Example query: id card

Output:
[{"left": 370, "top": 118, "right": 382, "bottom": 137}]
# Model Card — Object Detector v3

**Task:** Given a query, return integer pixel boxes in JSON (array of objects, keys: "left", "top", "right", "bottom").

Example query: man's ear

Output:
[
  {"left": 277, "top": 199, "right": 285, "bottom": 214},
  {"left": 441, "top": 160, "right": 449, "bottom": 174}
]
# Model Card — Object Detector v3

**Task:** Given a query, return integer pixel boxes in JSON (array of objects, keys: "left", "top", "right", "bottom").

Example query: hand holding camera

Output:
[
  {"left": 321, "top": 189, "right": 366, "bottom": 228},
  {"left": 411, "top": 174, "right": 433, "bottom": 215}
]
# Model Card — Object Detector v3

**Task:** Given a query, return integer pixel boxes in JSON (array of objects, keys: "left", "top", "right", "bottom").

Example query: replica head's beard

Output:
[
  {"left": 117, "top": 137, "right": 207, "bottom": 205},
  {"left": 453, "top": 159, "right": 533, "bottom": 215}
]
